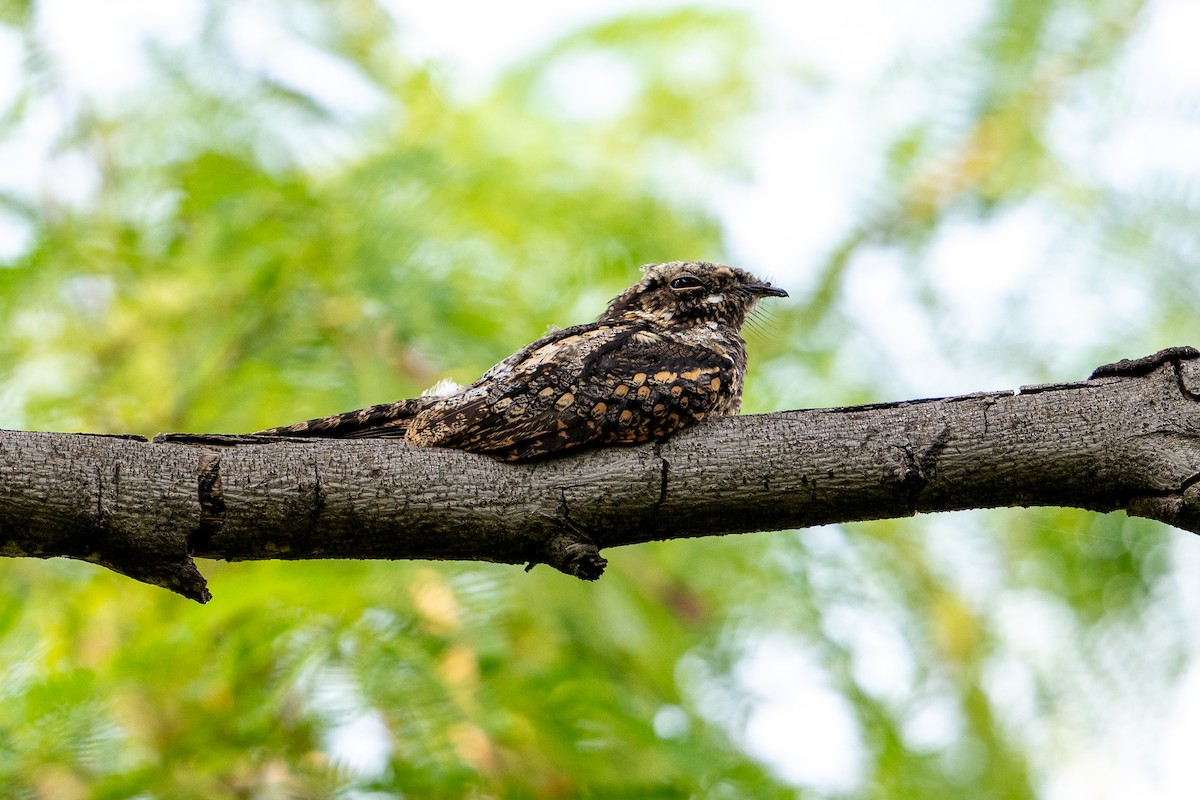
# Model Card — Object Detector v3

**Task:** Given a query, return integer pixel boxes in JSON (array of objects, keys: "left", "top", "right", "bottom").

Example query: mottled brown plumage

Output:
[{"left": 256, "top": 262, "right": 787, "bottom": 461}]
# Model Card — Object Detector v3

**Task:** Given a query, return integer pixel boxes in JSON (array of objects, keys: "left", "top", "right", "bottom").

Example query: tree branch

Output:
[{"left": 4, "top": 347, "right": 1199, "bottom": 603}]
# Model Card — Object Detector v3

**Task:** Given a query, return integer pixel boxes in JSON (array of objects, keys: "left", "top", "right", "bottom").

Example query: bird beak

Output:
[{"left": 744, "top": 282, "right": 789, "bottom": 298}]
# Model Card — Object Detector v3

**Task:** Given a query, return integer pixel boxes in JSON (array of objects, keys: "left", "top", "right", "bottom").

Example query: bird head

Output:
[{"left": 601, "top": 261, "right": 788, "bottom": 330}]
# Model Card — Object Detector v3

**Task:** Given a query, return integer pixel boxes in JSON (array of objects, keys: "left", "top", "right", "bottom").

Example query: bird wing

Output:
[{"left": 407, "top": 324, "right": 737, "bottom": 462}]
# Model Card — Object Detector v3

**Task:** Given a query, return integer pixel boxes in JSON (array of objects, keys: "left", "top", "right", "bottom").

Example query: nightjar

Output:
[{"left": 256, "top": 261, "right": 787, "bottom": 462}]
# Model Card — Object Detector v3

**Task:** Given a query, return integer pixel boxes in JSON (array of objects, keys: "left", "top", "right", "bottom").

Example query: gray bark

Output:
[{"left": 3, "top": 348, "right": 1199, "bottom": 604}]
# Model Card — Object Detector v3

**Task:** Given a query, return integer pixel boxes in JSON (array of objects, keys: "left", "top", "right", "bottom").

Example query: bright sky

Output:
[{"left": 4, "top": 1, "right": 1200, "bottom": 795}]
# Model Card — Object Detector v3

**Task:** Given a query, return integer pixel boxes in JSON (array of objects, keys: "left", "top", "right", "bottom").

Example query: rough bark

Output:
[{"left": 2, "top": 347, "right": 1199, "bottom": 604}]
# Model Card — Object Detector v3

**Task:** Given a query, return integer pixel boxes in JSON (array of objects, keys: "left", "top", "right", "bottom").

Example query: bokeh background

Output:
[{"left": 2, "top": 0, "right": 1200, "bottom": 797}]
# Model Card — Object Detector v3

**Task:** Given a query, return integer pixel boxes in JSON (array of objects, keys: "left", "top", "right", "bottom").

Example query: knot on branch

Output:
[
  {"left": 193, "top": 451, "right": 225, "bottom": 552},
  {"left": 1128, "top": 480, "right": 1200, "bottom": 537},
  {"left": 1089, "top": 346, "right": 1200, "bottom": 380},
  {"left": 532, "top": 531, "right": 608, "bottom": 581},
  {"left": 892, "top": 428, "right": 950, "bottom": 511},
  {"left": 92, "top": 556, "right": 213, "bottom": 604},
  {"left": 894, "top": 445, "right": 929, "bottom": 493}
]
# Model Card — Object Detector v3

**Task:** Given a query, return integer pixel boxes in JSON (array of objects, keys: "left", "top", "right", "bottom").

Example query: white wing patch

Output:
[{"left": 422, "top": 378, "right": 463, "bottom": 397}]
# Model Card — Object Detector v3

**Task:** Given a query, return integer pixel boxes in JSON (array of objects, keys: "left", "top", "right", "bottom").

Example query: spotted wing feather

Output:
[{"left": 407, "top": 325, "right": 738, "bottom": 462}]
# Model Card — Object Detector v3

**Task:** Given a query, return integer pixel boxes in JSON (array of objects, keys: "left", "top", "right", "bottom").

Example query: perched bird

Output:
[{"left": 256, "top": 261, "right": 787, "bottom": 462}]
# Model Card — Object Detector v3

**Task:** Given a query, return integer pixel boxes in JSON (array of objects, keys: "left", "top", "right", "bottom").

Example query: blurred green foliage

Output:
[{"left": 0, "top": 0, "right": 1195, "bottom": 797}]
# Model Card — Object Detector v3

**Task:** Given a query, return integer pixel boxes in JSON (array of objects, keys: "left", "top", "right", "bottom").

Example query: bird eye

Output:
[{"left": 669, "top": 275, "right": 704, "bottom": 291}]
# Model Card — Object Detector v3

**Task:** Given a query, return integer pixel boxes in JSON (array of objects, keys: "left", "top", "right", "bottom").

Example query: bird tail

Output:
[
  {"left": 254, "top": 397, "right": 436, "bottom": 439},
  {"left": 151, "top": 398, "right": 435, "bottom": 446}
]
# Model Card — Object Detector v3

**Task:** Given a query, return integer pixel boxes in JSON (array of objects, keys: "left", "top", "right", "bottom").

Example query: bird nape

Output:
[{"left": 256, "top": 261, "right": 788, "bottom": 462}]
